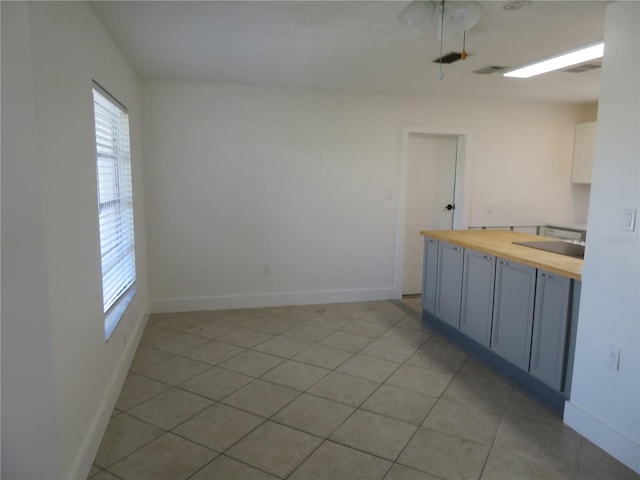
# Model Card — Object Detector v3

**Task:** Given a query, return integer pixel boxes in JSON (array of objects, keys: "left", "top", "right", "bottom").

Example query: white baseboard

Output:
[
  {"left": 151, "top": 287, "right": 400, "bottom": 313},
  {"left": 564, "top": 401, "right": 640, "bottom": 474},
  {"left": 67, "top": 307, "right": 149, "bottom": 480}
]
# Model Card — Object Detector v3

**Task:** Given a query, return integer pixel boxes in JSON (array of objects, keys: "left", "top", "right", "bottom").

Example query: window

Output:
[{"left": 92, "top": 84, "right": 136, "bottom": 339}]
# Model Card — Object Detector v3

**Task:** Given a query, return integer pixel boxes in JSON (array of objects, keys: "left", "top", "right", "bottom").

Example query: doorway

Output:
[{"left": 399, "top": 129, "right": 469, "bottom": 296}]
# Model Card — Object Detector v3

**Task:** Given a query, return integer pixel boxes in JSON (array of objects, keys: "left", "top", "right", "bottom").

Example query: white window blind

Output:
[{"left": 92, "top": 86, "right": 136, "bottom": 318}]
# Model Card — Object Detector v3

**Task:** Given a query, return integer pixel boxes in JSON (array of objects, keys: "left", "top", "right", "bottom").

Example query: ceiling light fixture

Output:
[
  {"left": 504, "top": 42, "right": 604, "bottom": 78},
  {"left": 398, "top": 1, "right": 481, "bottom": 41},
  {"left": 398, "top": 0, "right": 482, "bottom": 79}
]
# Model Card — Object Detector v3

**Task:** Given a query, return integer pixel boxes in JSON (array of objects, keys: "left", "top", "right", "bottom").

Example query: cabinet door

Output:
[
  {"left": 491, "top": 259, "right": 536, "bottom": 370},
  {"left": 434, "top": 242, "right": 464, "bottom": 329},
  {"left": 460, "top": 250, "right": 496, "bottom": 347},
  {"left": 530, "top": 271, "right": 571, "bottom": 390},
  {"left": 422, "top": 237, "right": 439, "bottom": 314},
  {"left": 571, "top": 121, "right": 596, "bottom": 184}
]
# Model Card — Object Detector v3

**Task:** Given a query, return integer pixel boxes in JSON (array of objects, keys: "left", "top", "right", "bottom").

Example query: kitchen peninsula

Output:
[{"left": 419, "top": 230, "right": 583, "bottom": 415}]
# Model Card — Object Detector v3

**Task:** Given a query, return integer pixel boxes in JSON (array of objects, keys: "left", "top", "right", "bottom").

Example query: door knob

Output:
[{"left": 444, "top": 204, "right": 455, "bottom": 211}]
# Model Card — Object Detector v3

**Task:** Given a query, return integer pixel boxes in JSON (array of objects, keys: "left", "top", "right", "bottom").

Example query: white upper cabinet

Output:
[{"left": 571, "top": 121, "right": 597, "bottom": 184}]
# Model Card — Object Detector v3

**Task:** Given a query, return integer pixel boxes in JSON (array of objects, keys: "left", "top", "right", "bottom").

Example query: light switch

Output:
[
  {"left": 622, "top": 208, "right": 637, "bottom": 232},
  {"left": 607, "top": 346, "right": 621, "bottom": 371}
]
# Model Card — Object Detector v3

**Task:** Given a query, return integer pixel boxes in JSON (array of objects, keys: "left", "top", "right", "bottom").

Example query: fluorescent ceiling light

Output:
[{"left": 504, "top": 42, "right": 604, "bottom": 78}]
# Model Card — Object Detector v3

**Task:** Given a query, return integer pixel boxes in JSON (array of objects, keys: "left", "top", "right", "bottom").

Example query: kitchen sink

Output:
[{"left": 513, "top": 240, "right": 585, "bottom": 259}]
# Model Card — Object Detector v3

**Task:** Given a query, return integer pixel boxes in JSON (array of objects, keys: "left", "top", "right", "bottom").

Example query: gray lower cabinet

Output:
[
  {"left": 422, "top": 238, "right": 576, "bottom": 394},
  {"left": 422, "top": 237, "right": 439, "bottom": 314},
  {"left": 529, "top": 270, "right": 571, "bottom": 390},
  {"left": 491, "top": 258, "right": 536, "bottom": 371},
  {"left": 434, "top": 241, "right": 464, "bottom": 329},
  {"left": 460, "top": 250, "right": 496, "bottom": 347}
]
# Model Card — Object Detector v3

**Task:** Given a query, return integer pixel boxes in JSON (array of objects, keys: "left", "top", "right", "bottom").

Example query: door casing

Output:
[{"left": 394, "top": 124, "right": 473, "bottom": 297}]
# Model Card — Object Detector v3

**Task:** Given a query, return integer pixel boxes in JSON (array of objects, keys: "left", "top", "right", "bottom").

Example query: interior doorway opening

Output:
[{"left": 396, "top": 126, "right": 471, "bottom": 297}]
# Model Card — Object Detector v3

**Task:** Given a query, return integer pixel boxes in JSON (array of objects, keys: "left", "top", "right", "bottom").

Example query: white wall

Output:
[
  {"left": 1, "top": 2, "right": 149, "bottom": 478},
  {"left": 1, "top": 4, "right": 62, "bottom": 477},
  {"left": 564, "top": 1, "right": 640, "bottom": 473},
  {"left": 143, "top": 81, "right": 592, "bottom": 311}
]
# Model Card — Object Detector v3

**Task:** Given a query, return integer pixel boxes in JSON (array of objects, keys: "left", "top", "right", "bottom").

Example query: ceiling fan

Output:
[
  {"left": 398, "top": 0, "right": 482, "bottom": 78},
  {"left": 398, "top": 0, "right": 482, "bottom": 41}
]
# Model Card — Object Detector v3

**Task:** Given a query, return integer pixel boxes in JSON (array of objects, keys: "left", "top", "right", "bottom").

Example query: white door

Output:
[{"left": 402, "top": 133, "right": 458, "bottom": 295}]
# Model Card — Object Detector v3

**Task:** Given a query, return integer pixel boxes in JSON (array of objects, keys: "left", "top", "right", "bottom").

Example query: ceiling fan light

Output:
[
  {"left": 504, "top": 42, "right": 604, "bottom": 78},
  {"left": 398, "top": 0, "right": 481, "bottom": 39}
]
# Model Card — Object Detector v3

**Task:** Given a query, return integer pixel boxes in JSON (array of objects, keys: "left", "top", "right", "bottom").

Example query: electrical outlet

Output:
[
  {"left": 262, "top": 265, "right": 270, "bottom": 275},
  {"left": 607, "top": 346, "right": 620, "bottom": 370}
]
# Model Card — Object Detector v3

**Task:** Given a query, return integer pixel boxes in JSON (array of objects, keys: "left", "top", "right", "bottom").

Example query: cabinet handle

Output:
[
  {"left": 483, "top": 255, "right": 493, "bottom": 261},
  {"left": 499, "top": 260, "right": 509, "bottom": 266},
  {"left": 542, "top": 273, "right": 554, "bottom": 279},
  {"left": 454, "top": 247, "right": 462, "bottom": 252}
]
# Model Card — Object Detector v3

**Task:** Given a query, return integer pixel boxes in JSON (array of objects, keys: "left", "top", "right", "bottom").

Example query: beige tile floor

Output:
[{"left": 89, "top": 299, "right": 639, "bottom": 480}]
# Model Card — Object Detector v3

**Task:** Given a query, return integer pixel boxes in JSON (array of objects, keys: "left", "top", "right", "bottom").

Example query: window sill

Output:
[{"left": 105, "top": 286, "right": 136, "bottom": 341}]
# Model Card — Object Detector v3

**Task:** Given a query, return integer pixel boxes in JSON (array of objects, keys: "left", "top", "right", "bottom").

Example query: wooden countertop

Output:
[{"left": 420, "top": 230, "right": 583, "bottom": 280}]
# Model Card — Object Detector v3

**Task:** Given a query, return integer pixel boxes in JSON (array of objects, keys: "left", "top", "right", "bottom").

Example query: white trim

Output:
[
  {"left": 150, "top": 287, "right": 398, "bottom": 313},
  {"left": 394, "top": 124, "right": 474, "bottom": 297},
  {"left": 564, "top": 401, "right": 640, "bottom": 474},
  {"left": 453, "top": 134, "right": 473, "bottom": 230},
  {"left": 68, "top": 307, "right": 149, "bottom": 480},
  {"left": 104, "top": 287, "right": 136, "bottom": 340}
]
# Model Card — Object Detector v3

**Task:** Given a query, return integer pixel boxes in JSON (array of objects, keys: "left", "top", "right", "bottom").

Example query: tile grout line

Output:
[
  {"left": 189, "top": 305, "right": 410, "bottom": 477},
  {"left": 205, "top": 302, "right": 383, "bottom": 479},
  {"left": 152, "top": 301, "right": 600, "bottom": 479},
  {"left": 104, "top": 304, "right": 377, "bottom": 474},
  {"left": 276, "top": 307, "right": 438, "bottom": 477},
  {"left": 102, "top": 395, "right": 219, "bottom": 475},
  {"left": 473, "top": 385, "right": 514, "bottom": 480},
  {"left": 383, "top": 344, "right": 463, "bottom": 478},
  {"left": 97, "top": 300, "right": 503, "bottom": 480},
  {"left": 131, "top": 306, "right": 445, "bottom": 430},
  {"left": 177, "top": 305, "right": 381, "bottom": 478}
]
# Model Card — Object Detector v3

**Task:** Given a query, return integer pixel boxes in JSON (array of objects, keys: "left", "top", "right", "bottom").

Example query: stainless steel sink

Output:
[{"left": 513, "top": 241, "right": 585, "bottom": 259}]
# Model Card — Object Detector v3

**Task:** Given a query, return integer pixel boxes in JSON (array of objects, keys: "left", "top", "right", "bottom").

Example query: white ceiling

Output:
[{"left": 90, "top": 1, "right": 607, "bottom": 103}]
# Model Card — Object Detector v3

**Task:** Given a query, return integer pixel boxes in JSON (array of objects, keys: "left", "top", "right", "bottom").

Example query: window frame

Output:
[{"left": 92, "top": 81, "right": 137, "bottom": 340}]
